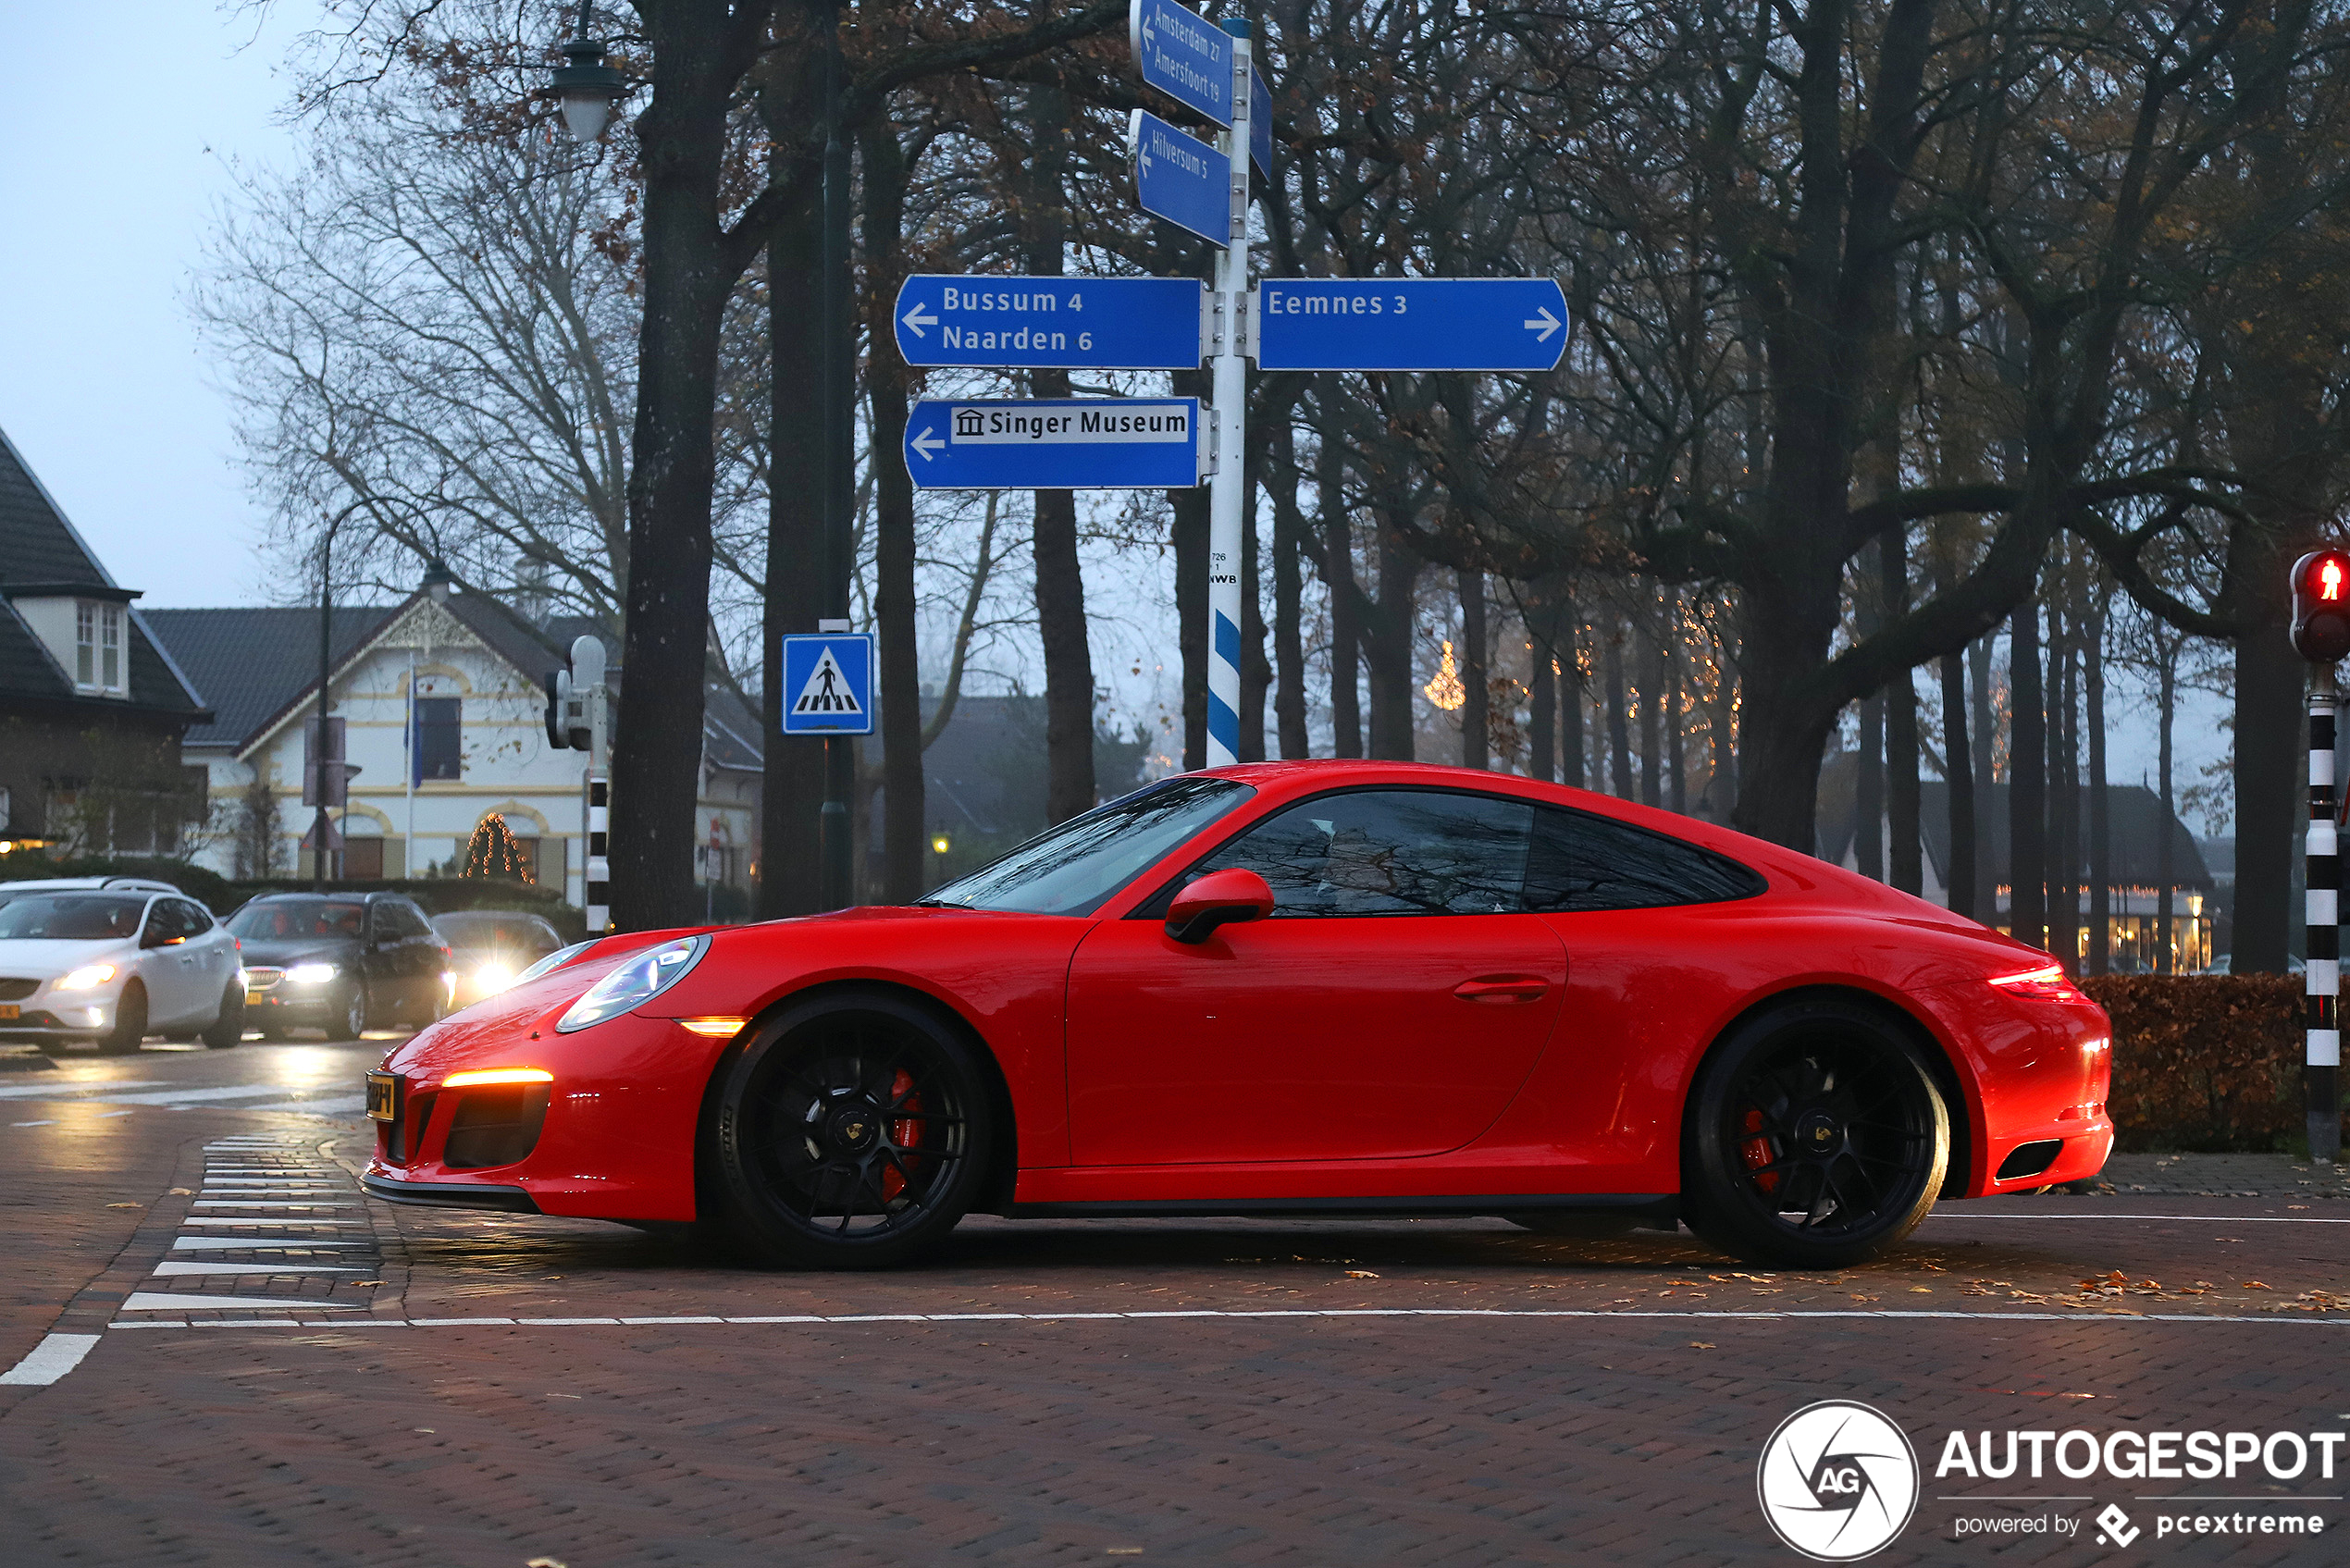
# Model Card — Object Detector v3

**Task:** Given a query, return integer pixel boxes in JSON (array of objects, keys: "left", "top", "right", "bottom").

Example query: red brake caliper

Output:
[
  {"left": 1739, "top": 1107, "right": 1779, "bottom": 1194},
  {"left": 881, "top": 1068, "right": 920, "bottom": 1202}
]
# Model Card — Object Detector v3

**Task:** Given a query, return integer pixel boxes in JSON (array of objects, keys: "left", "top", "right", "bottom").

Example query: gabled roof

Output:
[
  {"left": 0, "top": 425, "right": 207, "bottom": 719},
  {"left": 142, "top": 606, "right": 397, "bottom": 750}
]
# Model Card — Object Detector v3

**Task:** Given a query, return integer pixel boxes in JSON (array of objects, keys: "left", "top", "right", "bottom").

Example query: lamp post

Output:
[{"left": 551, "top": 2, "right": 625, "bottom": 143}]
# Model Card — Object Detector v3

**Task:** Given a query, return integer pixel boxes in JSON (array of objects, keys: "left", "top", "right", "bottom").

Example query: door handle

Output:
[{"left": 1453, "top": 975, "right": 1550, "bottom": 1004}]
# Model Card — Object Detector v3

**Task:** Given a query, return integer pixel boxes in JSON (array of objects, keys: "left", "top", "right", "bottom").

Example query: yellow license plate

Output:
[
  {"left": 0, "top": 1005, "right": 18, "bottom": 1020},
  {"left": 365, "top": 1072, "right": 399, "bottom": 1121}
]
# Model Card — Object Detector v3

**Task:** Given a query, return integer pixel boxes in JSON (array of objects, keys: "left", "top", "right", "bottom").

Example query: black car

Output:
[{"left": 225, "top": 893, "right": 452, "bottom": 1040}]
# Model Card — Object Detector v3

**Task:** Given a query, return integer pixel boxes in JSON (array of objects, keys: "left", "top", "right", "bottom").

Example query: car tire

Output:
[
  {"left": 203, "top": 983, "right": 245, "bottom": 1048},
  {"left": 340, "top": 984, "right": 368, "bottom": 1042},
  {"left": 95, "top": 982, "right": 148, "bottom": 1056},
  {"left": 1678, "top": 995, "right": 1949, "bottom": 1271},
  {"left": 1503, "top": 1212, "right": 1642, "bottom": 1241},
  {"left": 711, "top": 989, "right": 993, "bottom": 1270}
]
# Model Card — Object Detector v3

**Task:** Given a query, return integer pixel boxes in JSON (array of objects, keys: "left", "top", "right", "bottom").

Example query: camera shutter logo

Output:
[{"left": 1756, "top": 1400, "right": 1920, "bottom": 1561}]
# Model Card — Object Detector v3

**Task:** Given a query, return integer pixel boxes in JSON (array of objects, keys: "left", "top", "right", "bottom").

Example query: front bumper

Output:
[
  {"left": 362, "top": 1172, "right": 539, "bottom": 1213},
  {"left": 0, "top": 995, "right": 118, "bottom": 1041}
]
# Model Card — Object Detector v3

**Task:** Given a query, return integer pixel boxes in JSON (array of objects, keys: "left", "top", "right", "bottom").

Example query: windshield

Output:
[
  {"left": 434, "top": 913, "right": 557, "bottom": 954},
  {"left": 227, "top": 900, "right": 367, "bottom": 942},
  {"left": 922, "top": 777, "right": 1254, "bottom": 916},
  {"left": 0, "top": 894, "right": 149, "bottom": 942}
]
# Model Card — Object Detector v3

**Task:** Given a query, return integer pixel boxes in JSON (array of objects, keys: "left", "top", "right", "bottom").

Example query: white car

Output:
[{"left": 0, "top": 889, "right": 245, "bottom": 1054}]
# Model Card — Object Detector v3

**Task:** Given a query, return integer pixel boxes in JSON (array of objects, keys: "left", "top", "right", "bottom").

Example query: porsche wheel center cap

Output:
[
  {"left": 828, "top": 1105, "right": 880, "bottom": 1150},
  {"left": 1798, "top": 1110, "right": 1841, "bottom": 1151}
]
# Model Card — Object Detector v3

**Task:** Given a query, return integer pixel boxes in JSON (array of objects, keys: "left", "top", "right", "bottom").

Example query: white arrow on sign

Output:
[
  {"left": 1524, "top": 306, "right": 1562, "bottom": 342},
  {"left": 1142, "top": 12, "right": 1156, "bottom": 50},
  {"left": 902, "top": 302, "right": 937, "bottom": 337},
  {"left": 911, "top": 426, "right": 946, "bottom": 461}
]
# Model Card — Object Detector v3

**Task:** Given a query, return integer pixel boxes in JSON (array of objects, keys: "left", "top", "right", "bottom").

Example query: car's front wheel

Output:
[
  {"left": 338, "top": 984, "right": 368, "bottom": 1041},
  {"left": 1679, "top": 996, "right": 1948, "bottom": 1270},
  {"left": 712, "top": 990, "right": 992, "bottom": 1269},
  {"left": 95, "top": 982, "right": 148, "bottom": 1056},
  {"left": 202, "top": 983, "right": 245, "bottom": 1048}
]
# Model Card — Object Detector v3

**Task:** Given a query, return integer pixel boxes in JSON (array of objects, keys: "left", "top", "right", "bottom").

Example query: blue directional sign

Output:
[
  {"left": 1131, "top": 109, "right": 1228, "bottom": 246},
  {"left": 781, "top": 633, "right": 873, "bottom": 736},
  {"left": 1251, "top": 68, "right": 1272, "bottom": 179},
  {"left": 903, "top": 399, "right": 1206, "bottom": 491},
  {"left": 1254, "top": 278, "right": 1570, "bottom": 372},
  {"left": 1130, "top": 0, "right": 1231, "bottom": 125},
  {"left": 892, "top": 275, "right": 1203, "bottom": 370}
]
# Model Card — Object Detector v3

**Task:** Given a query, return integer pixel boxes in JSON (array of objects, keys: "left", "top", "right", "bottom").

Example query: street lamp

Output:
[{"left": 550, "top": 2, "right": 625, "bottom": 142}]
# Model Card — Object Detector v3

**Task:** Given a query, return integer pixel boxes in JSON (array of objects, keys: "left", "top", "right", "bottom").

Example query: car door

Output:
[
  {"left": 1064, "top": 787, "right": 1567, "bottom": 1167},
  {"left": 362, "top": 901, "right": 408, "bottom": 1017},
  {"left": 138, "top": 899, "right": 204, "bottom": 1026},
  {"left": 175, "top": 900, "right": 233, "bottom": 1019}
]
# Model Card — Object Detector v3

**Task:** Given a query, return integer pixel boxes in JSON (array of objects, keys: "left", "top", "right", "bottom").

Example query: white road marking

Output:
[
  {"left": 92, "top": 1111, "right": 133, "bottom": 1119},
  {"left": 88, "top": 1085, "right": 337, "bottom": 1106},
  {"left": 228, "top": 1097, "right": 367, "bottom": 1115},
  {"left": 1930, "top": 1212, "right": 2350, "bottom": 1225},
  {"left": 171, "top": 1237, "right": 367, "bottom": 1251},
  {"left": 150, "top": 1261, "right": 365, "bottom": 1277},
  {"left": 118, "top": 1293, "right": 354, "bottom": 1312},
  {"left": 0, "top": 1082, "right": 167, "bottom": 1100},
  {"left": 190, "top": 1202, "right": 356, "bottom": 1209},
  {"left": 10, "top": 1120, "right": 56, "bottom": 1128},
  {"left": 178, "top": 1219, "right": 368, "bottom": 1228},
  {"left": 93, "top": 1306, "right": 2350, "bottom": 1333},
  {"left": 0, "top": 1333, "right": 103, "bottom": 1386}
]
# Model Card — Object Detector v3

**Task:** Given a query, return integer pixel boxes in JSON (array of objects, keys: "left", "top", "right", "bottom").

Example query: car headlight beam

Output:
[
  {"left": 56, "top": 963, "right": 118, "bottom": 992},
  {"left": 284, "top": 963, "right": 340, "bottom": 986},
  {"left": 556, "top": 936, "right": 709, "bottom": 1033}
]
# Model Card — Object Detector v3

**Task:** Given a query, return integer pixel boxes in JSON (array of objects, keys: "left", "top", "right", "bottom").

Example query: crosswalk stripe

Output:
[
  {"left": 151, "top": 1261, "right": 365, "bottom": 1277},
  {"left": 118, "top": 1293, "right": 352, "bottom": 1311},
  {"left": 171, "top": 1237, "right": 367, "bottom": 1251}
]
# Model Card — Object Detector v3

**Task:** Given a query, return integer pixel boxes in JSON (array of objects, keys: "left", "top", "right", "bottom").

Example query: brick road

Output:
[{"left": 3, "top": 1040, "right": 2347, "bottom": 1566}]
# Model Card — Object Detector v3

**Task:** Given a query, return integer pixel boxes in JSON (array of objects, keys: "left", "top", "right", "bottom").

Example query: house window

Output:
[
  {"left": 70, "top": 602, "right": 124, "bottom": 693},
  {"left": 343, "top": 836, "right": 386, "bottom": 880},
  {"left": 75, "top": 603, "right": 94, "bottom": 685},
  {"left": 415, "top": 698, "right": 462, "bottom": 781},
  {"left": 102, "top": 604, "right": 121, "bottom": 689}
]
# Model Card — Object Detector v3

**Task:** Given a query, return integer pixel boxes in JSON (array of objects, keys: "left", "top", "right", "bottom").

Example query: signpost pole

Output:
[
  {"left": 2312, "top": 663, "right": 2342, "bottom": 1165},
  {"left": 1205, "top": 19, "right": 1253, "bottom": 769}
]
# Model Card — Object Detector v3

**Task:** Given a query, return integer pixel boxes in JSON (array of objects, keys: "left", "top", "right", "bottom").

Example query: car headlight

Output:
[
  {"left": 56, "top": 963, "right": 118, "bottom": 992},
  {"left": 473, "top": 962, "right": 515, "bottom": 995},
  {"left": 285, "top": 962, "right": 340, "bottom": 986},
  {"left": 556, "top": 935, "right": 708, "bottom": 1033},
  {"left": 517, "top": 941, "right": 596, "bottom": 984}
]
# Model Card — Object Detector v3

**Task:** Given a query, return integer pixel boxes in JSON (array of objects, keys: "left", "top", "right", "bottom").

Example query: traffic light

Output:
[{"left": 2291, "top": 549, "right": 2350, "bottom": 662}]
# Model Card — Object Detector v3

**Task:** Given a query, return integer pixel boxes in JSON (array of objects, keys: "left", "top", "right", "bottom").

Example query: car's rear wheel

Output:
[
  {"left": 202, "top": 983, "right": 245, "bottom": 1048},
  {"left": 1680, "top": 996, "right": 1948, "bottom": 1270},
  {"left": 713, "top": 991, "right": 991, "bottom": 1269},
  {"left": 95, "top": 983, "right": 148, "bottom": 1056},
  {"left": 338, "top": 984, "right": 367, "bottom": 1041}
]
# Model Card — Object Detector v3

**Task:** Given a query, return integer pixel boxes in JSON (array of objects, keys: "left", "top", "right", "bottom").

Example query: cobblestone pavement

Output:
[{"left": 3, "top": 1041, "right": 2347, "bottom": 1565}]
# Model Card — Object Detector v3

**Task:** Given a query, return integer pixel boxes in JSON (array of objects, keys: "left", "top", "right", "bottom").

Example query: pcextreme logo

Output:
[{"left": 1757, "top": 1401, "right": 1923, "bottom": 1562}]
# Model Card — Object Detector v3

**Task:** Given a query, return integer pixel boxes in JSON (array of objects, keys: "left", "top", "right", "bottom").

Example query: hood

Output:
[
  {"left": 237, "top": 936, "right": 361, "bottom": 968},
  {"left": 0, "top": 937, "right": 137, "bottom": 977}
]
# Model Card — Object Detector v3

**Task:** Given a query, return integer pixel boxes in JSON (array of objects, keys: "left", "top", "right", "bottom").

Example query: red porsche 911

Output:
[{"left": 362, "top": 761, "right": 2112, "bottom": 1270}]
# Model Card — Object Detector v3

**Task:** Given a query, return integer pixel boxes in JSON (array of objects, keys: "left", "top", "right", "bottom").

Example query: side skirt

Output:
[{"left": 1006, "top": 1192, "right": 1679, "bottom": 1224}]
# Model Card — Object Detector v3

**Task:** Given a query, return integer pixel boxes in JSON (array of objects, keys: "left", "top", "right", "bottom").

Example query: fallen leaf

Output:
[
  {"left": 526, "top": 1559, "right": 568, "bottom": 1568},
  {"left": 105, "top": 1203, "right": 141, "bottom": 1209},
  {"left": 1909, "top": 1287, "right": 1933, "bottom": 1293},
  {"left": 2242, "top": 1281, "right": 2273, "bottom": 1290},
  {"left": 1345, "top": 1269, "right": 1379, "bottom": 1279},
  {"left": 1688, "top": 1341, "right": 1715, "bottom": 1350},
  {"left": 167, "top": 1187, "right": 192, "bottom": 1195}
]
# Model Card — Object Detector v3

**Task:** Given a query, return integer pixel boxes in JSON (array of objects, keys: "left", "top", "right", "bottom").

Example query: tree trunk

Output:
[
  {"left": 759, "top": 173, "right": 825, "bottom": 920},
  {"left": 2009, "top": 598, "right": 2047, "bottom": 951},
  {"left": 1884, "top": 532, "right": 1922, "bottom": 895},
  {"left": 612, "top": 8, "right": 747, "bottom": 931},
  {"left": 2048, "top": 596, "right": 2079, "bottom": 970},
  {"left": 1666, "top": 636, "right": 1687, "bottom": 813},
  {"left": 1318, "top": 384, "right": 1361, "bottom": 759},
  {"left": 1638, "top": 622, "right": 1662, "bottom": 807},
  {"left": 1969, "top": 629, "right": 1996, "bottom": 909},
  {"left": 1604, "top": 623, "right": 1632, "bottom": 796},
  {"left": 1459, "top": 569, "right": 1488, "bottom": 770},
  {"left": 1363, "top": 520, "right": 1419, "bottom": 759},
  {"left": 1560, "top": 598, "right": 1586, "bottom": 790},
  {"left": 2086, "top": 589, "right": 2109, "bottom": 973},
  {"left": 2231, "top": 547, "right": 2302, "bottom": 973},
  {"left": 2158, "top": 651, "right": 2176, "bottom": 972},
  {"left": 1942, "top": 648, "right": 1974, "bottom": 917},
  {"left": 861, "top": 122, "right": 923, "bottom": 902},
  {"left": 1172, "top": 373, "right": 1209, "bottom": 769},
  {"left": 1528, "top": 628, "right": 1554, "bottom": 783},
  {"left": 1269, "top": 420, "right": 1309, "bottom": 759}
]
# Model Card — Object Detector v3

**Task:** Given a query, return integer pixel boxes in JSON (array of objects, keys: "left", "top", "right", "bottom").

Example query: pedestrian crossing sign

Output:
[{"left": 781, "top": 632, "right": 874, "bottom": 735}]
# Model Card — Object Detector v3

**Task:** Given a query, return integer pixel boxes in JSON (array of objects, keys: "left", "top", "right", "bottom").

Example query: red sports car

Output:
[{"left": 362, "top": 761, "right": 2112, "bottom": 1269}]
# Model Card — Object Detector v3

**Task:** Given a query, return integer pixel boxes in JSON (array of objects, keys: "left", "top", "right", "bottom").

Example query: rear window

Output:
[
  {"left": 1522, "top": 807, "right": 1765, "bottom": 911},
  {"left": 434, "top": 913, "right": 558, "bottom": 953},
  {"left": 227, "top": 900, "right": 368, "bottom": 941}
]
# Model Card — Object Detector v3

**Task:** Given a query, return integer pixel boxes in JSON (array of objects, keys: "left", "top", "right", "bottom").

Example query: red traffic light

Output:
[{"left": 2292, "top": 549, "right": 2350, "bottom": 662}]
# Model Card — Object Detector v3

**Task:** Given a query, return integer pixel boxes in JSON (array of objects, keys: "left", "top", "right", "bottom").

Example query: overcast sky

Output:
[{"left": 0, "top": 2, "right": 327, "bottom": 609}]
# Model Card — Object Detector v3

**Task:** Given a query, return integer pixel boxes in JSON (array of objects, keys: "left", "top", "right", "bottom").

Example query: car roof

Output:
[{"left": 0, "top": 876, "right": 179, "bottom": 894}]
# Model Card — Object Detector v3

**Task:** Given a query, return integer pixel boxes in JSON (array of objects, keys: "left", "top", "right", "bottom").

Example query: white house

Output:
[{"left": 147, "top": 570, "right": 761, "bottom": 907}]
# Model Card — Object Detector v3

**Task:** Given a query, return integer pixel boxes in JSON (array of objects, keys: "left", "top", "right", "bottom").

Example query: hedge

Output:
[
  {"left": 0, "top": 856, "right": 584, "bottom": 942},
  {"left": 2083, "top": 975, "right": 2341, "bottom": 1153}
]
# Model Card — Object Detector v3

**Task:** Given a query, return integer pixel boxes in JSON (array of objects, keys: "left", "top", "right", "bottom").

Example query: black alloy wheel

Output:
[
  {"left": 340, "top": 984, "right": 368, "bottom": 1042},
  {"left": 713, "top": 990, "right": 991, "bottom": 1269},
  {"left": 96, "top": 982, "right": 148, "bottom": 1056},
  {"left": 1680, "top": 996, "right": 1948, "bottom": 1269}
]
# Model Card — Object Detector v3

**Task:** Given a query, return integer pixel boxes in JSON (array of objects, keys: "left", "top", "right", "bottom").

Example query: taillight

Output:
[{"left": 1986, "top": 964, "right": 2088, "bottom": 1003}]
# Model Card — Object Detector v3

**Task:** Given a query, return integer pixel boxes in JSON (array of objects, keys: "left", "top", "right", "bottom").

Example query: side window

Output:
[
  {"left": 1523, "top": 807, "right": 1766, "bottom": 912},
  {"left": 1198, "top": 789, "right": 1533, "bottom": 917},
  {"left": 176, "top": 900, "right": 214, "bottom": 934},
  {"left": 415, "top": 697, "right": 463, "bottom": 781},
  {"left": 396, "top": 903, "right": 435, "bottom": 939}
]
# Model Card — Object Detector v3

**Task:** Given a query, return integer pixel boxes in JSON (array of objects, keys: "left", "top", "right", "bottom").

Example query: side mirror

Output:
[
  {"left": 140, "top": 927, "right": 178, "bottom": 950},
  {"left": 1165, "top": 867, "right": 1276, "bottom": 945}
]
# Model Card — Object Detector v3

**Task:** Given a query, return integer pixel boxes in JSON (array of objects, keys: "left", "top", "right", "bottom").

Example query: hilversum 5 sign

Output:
[
  {"left": 892, "top": 275, "right": 1204, "bottom": 370},
  {"left": 1130, "top": 109, "right": 1229, "bottom": 246},
  {"left": 903, "top": 398, "right": 1206, "bottom": 491},
  {"left": 1255, "top": 278, "right": 1570, "bottom": 373}
]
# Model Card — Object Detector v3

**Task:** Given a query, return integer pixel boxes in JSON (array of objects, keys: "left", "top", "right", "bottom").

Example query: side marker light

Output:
[
  {"left": 675, "top": 1017, "right": 748, "bottom": 1037},
  {"left": 441, "top": 1067, "right": 555, "bottom": 1088}
]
